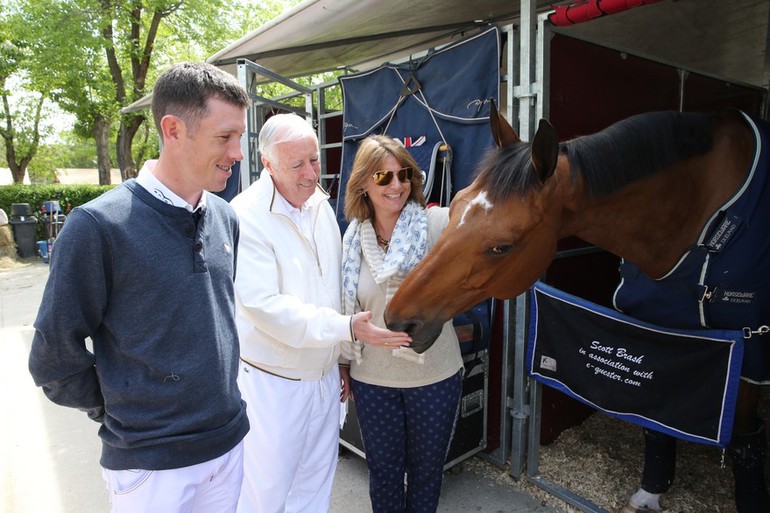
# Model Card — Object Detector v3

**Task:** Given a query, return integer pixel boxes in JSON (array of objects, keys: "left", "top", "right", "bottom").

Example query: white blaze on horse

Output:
[{"left": 385, "top": 103, "right": 770, "bottom": 512}]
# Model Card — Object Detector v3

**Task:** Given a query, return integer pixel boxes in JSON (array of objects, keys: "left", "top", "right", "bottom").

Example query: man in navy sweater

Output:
[{"left": 28, "top": 61, "right": 251, "bottom": 513}]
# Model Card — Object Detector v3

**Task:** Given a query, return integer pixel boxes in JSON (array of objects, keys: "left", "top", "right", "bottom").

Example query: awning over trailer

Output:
[
  {"left": 122, "top": 0, "right": 770, "bottom": 114},
  {"left": 205, "top": 0, "right": 555, "bottom": 80},
  {"left": 123, "top": 0, "right": 557, "bottom": 113}
]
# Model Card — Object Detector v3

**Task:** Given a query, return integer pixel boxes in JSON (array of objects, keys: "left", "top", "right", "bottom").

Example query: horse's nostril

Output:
[
  {"left": 404, "top": 321, "right": 423, "bottom": 336},
  {"left": 386, "top": 319, "right": 423, "bottom": 336}
]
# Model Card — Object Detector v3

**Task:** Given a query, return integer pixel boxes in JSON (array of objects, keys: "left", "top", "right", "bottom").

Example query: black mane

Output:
[{"left": 477, "top": 111, "right": 716, "bottom": 201}]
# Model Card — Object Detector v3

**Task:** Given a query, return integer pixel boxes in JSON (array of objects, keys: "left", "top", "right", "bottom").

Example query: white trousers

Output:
[
  {"left": 236, "top": 363, "right": 340, "bottom": 513},
  {"left": 102, "top": 441, "right": 244, "bottom": 513}
]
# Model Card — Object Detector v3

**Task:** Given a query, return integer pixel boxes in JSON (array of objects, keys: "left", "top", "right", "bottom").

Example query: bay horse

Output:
[{"left": 385, "top": 104, "right": 770, "bottom": 511}]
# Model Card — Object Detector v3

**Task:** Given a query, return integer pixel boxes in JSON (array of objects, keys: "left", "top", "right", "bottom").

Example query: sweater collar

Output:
[{"left": 136, "top": 159, "right": 207, "bottom": 213}]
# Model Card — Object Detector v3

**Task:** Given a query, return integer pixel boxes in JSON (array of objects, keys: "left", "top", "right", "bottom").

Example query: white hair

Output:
[{"left": 258, "top": 113, "right": 317, "bottom": 164}]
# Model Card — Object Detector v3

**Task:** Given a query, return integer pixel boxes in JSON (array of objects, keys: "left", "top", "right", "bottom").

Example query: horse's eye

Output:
[{"left": 487, "top": 244, "right": 512, "bottom": 256}]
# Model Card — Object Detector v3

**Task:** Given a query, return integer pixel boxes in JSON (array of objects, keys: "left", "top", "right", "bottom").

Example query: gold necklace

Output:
[{"left": 375, "top": 233, "right": 390, "bottom": 250}]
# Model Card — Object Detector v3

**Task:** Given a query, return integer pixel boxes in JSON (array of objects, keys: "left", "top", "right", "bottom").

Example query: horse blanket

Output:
[
  {"left": 614, "top": 111, "right": 770, "bottom": 384},
  {"left": 336, "top": 25, "right": 500, "bottom": 230},
  {"left": 528, "top": 281, "right": 744, "bottom": 445}
]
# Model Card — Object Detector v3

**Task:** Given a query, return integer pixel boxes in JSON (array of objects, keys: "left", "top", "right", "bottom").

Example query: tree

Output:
[
  {"left": 105, "top": 0, "right": 301, "bottom": 180},
  {"left": 16, "top": 0, "right": 120, "bottom": 184},
  {"left": 0, "top": 78, "right": 47, "bottom": 184},
  {"left": 0, "top": 12, "right": 49, "bottom": 184},
  {"left": 6, "top": 0, "right": 301, "bottom": 184}
]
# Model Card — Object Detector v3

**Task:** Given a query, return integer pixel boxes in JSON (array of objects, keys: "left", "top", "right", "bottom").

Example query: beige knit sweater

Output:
[{"left": 344, "top": 207, "right": 464, "bottom": 387}]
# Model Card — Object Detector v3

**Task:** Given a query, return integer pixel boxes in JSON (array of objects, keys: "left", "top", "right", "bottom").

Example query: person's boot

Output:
[{"left": 729, "top": 420, "right": 770, "bottom": 513}]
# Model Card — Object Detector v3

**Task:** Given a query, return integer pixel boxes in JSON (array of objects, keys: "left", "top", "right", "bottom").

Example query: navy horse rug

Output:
[
  {"left": 614, "top": 111, "right": 770, "bottom": 384},
  {"left": 528, "top": 281, "right": 744, "bottom": 446}
]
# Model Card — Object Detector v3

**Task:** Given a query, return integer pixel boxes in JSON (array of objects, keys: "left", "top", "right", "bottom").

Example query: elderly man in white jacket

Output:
[{"left": 231, "top": 113, "right": 411, "bottom": 513}]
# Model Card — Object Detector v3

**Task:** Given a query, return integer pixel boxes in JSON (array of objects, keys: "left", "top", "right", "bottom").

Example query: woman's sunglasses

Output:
[{"left": 372, "top": 167, "right": 414, "bottom": 186}]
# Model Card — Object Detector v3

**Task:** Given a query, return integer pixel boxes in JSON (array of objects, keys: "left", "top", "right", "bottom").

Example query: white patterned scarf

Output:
[{"left": 341, "top": 200, "right": 428, "bottom": 364}]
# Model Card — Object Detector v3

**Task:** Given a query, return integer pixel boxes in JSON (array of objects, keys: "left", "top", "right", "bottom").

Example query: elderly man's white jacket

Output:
[{"left": 231, "top": 172, "right": 348, "bottom": 380}]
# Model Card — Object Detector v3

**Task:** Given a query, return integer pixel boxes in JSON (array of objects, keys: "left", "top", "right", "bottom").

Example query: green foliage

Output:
[
  {"left": 0, "top": 183, "right": 116, "bottom": 239},
  {"left": 0, "top": 9, "right": 28, "bottom": 90},
  {"left": 26, "top": 144, "right": 58, "bottom": 184},
  {"left": 132, "top": 122, "right": 160, "bottom": 164},
  {"left": 53, "top": 131, "right": 98, "bottom": 168},
  {"left": 227, "top": 0, "right": 302, "bottom": 39},
  {"left": 3, "top": 0, "right": 309, "bottom": 181},
  {"left": 22, "top": 0, "right": 116, "bottom": 118},
  {"left": 40, "top": 129, "right": 120, "bottom": 169},
  {"left": 0, "top": 6, "right": 48, "bottom": 182}
]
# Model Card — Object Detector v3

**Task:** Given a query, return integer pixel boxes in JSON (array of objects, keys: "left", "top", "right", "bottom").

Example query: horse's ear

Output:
[
  {"left": 530, "top": 118, "right": 559, "bottom": 183},
  {"left": 490, "top": 101, "right": 520, "bottom": 147}
]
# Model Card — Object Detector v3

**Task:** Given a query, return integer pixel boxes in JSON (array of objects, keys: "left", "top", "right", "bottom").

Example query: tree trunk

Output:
[
  {"left": 116, "top": 114, "right": 145, "bottom": 181},
  {"left": 8, "top": 160, "right": 26, "bottom": 184},
  {"left": 5, "top": 136, "right": 26, "bottom": 183},
  {"left": 93, "top": 115, "right": 112, "bottom": 185}
]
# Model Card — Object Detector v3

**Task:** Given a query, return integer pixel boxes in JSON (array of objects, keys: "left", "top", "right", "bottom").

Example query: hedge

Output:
[{"left": 0, "top": 184, "right": 117, "bottom": 241}]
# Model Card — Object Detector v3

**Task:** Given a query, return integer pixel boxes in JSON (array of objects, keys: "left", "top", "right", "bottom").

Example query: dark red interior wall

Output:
[
  {"left": 548, "top": 33, "right": 764, "bottom": 140},
  {"left": 548, "top": 34, "right": 681, "bottom": 141},
  {"left": 682, "top": 72, "right": 764, "bottom": 115}
]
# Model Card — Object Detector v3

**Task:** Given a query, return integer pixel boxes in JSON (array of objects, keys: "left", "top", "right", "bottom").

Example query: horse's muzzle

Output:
[{"left": 385, "top": 316, "right": 443, "bottom": 354}]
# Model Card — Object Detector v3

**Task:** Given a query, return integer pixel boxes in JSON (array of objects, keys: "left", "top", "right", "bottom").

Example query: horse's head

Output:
[{"left": 385, "top": 104, "right": 565, "bottom": 351}]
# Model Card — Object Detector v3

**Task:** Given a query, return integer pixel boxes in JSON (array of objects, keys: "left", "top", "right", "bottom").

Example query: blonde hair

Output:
[{"left": 344, "top": 135, "right": 426, "bottom": 222}]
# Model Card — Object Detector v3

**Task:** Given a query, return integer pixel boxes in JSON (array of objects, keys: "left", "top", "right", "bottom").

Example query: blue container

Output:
[
  {"left": 42, "top": 201, "right": 62, "bottom": 214},
  {"left": 37, "top": 240, "right": 49, "bottom": 263}
]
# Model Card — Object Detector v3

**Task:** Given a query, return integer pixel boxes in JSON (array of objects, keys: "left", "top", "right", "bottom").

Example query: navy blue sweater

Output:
[{"left": 29, "top": 180, "right": 249, "bottom": 470}]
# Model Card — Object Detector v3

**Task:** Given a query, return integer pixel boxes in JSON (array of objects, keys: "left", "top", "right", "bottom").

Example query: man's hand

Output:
[
  {"left": 351, "top": 311, "right": 411, "bottom": 348},
  {"left": 339, "top": 365, "right": 353, "bottom": 402}
]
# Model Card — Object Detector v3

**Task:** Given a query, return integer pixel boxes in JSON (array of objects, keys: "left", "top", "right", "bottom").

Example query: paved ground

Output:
[{"left": 1, "top": 258, "right": 567, "bottom": 513}]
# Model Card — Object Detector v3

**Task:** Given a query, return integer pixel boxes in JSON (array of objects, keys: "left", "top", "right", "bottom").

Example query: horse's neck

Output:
[{"left": 561, "top": 147, "right": 750, "bottom": 279}]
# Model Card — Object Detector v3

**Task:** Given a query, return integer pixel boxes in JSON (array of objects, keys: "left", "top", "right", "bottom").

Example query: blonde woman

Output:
[{"left": 341, "top": 135, "right": 464, "bottom": 513}]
